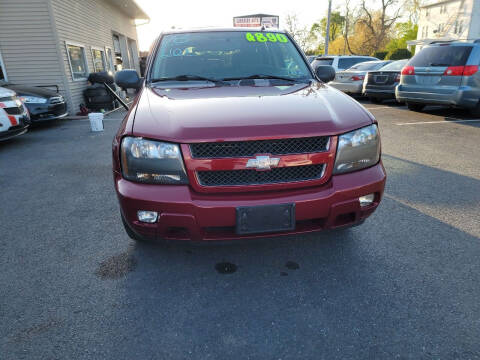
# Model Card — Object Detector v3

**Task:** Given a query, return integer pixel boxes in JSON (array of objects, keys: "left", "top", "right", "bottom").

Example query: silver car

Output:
[
  {"left": 329, "top": 60, "right": 393, "bottom": 95},
  {"left": 396, "top": 40, "right": 480, "bottom": 115}
]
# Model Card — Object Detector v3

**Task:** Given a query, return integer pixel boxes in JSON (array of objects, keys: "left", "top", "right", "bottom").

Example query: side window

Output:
[
  {"left": 338, "top": 58, "right": 349, "bottom": 69},
  {"left": 339, "top": 58, "right": 366, "bottom": 69},
  {"left": 66, "top": 42, "right": 89, "bottom": 81}
]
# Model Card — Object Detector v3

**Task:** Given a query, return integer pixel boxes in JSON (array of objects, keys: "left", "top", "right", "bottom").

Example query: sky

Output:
[{"left": 135, "top": 0, "right": 333, "bottom": 51}]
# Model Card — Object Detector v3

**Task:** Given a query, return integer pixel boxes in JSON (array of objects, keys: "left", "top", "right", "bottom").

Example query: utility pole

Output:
[{"left": 324, "top": 0, "right": 332, "bottom": 55}]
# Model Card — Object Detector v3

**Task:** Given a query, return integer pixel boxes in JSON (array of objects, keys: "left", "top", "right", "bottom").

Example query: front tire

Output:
[
  {"left": 121, "top": 214, "right": 147, "bottom": 242},
  {"left": 469, "top": 101, "right": 480, "bottom": 117},
  {"left": 369, "top": 97, "right": 383, "bottom": 104},
  {"left": 407, "top": 102, "right": 425, "bottom": 112}
]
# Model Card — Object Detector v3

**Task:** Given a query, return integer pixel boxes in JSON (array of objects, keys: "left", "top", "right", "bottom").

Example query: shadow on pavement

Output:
[
  {"left": 94, "top": 156, "right": 480, "bottom": 359},
  {"left": 383, "top": 154, "right": 480, "bottom": 207}
]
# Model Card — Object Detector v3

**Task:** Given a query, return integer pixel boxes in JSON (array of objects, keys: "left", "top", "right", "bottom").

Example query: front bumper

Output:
[
  {"left": 115, "top": 163, "right": 386, "bottom": 241},
  {"left": 363, "top": 85, "right": 396, "bottom": 99},
  {"left": 329, "top": 81, "right": 363, "bottom": 94},
  {"left": 0, "top": 124, "right": 29, "bottom": 141},
  {"left": 396, "top": 85, "right": 480, "bottom": 109},
  {"left": 28, "top": 102, "right": 68, "bottom": 122}
]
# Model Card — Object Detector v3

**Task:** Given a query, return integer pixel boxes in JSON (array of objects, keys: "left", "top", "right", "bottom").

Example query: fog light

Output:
[
  {"left": 359, "top": 194, "right": 375, "bottom": 207},
  {"left": 137, "top": 210, "right": 158, "bottom": 223}
]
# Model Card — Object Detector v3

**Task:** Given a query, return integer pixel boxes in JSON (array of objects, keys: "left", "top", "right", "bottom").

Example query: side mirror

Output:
[
  {"left": 314, "top": 65, "right": 336, "bottom": 83},
  {"left": 115, "top": 69, "right": 142, "bottom": 90}
]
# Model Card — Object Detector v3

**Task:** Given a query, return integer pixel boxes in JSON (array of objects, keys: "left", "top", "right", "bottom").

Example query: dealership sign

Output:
[{"left": 233, "top": 15, "right": 279, "bottom": 28}]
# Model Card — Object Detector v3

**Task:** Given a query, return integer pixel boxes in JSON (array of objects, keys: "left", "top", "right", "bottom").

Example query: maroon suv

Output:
[{"left": 112, "top": 28, "right": 386, "bottom": 242}]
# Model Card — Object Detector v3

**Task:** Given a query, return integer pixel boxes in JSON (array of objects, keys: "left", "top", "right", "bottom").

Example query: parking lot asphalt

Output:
[{"left": 1, "top": 102, "right": 479, "bottom": 359}]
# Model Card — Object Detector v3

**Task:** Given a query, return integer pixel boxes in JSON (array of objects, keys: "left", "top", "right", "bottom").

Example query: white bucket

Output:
[{"left": 88, "top": 112, "right": 104, "bottom": 132}]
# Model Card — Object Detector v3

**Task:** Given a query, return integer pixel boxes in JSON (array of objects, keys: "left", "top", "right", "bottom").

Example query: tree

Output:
[
  {"left": 385, "top": 21, "right": 418, "bottom": 53},
  {"left": 285, "top": 14, "right": 310, "bottom": 50},
  {"left": 386, "top": 48, "right": 412, "bottom": 59},
  {"left": 402, "top": 0, "right": 425, "bottom": 24},
  {"left": 356, "top": 0, "right": 402, "bottom": 54},
  {"left": 312, "top": 12, "right": 346, "bottom": 42}
]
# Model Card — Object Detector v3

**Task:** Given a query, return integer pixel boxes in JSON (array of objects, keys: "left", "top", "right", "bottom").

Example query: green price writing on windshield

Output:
[{"left": 245, "top": 32, "right": 289, "bottom": 43}]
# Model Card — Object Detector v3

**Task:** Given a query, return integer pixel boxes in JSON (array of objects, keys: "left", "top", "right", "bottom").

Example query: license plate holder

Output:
[{"left": 236, "top": 203, "right": 295, "bottom": 235}]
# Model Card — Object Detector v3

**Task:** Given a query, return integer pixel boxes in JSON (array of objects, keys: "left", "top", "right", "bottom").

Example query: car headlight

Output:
[
  {"left": 120, "top": 137, "right": 189, "bottom": 184},
  {"left": 333, "top": 124, "right": 380, "bottom": 174},
  {"left": 21, "top": 96, "right": 47, "bottom": 104}
]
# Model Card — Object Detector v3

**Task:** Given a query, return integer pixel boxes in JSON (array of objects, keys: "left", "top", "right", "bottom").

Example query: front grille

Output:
[
  {"left": 190, "top": 137, "right": 330, "bottom": 158},
  {"left": 197, "top": 164, "right": 325, "bottom": 186},
  {"left": 3, "top": 106, "right": 23, "bottom": 115}
]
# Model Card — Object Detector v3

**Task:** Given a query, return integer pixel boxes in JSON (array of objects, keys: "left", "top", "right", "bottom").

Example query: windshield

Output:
[
  {"left": 150, "top": 31, "right": 312, "bottom": 82},
  {"left": 380, "top": 59, "right": 409, "bottom": 71},
  {"left": 408, "top": 46, "right": 473, "bottom": 67},
  {"left": 348, "top": 61, "right": 386, "bottom": 71}
]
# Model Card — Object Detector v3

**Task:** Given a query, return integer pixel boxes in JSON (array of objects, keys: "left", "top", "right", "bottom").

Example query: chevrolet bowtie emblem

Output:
[{"left": 246, "top": 155, "right": 280, "bottom": 170}]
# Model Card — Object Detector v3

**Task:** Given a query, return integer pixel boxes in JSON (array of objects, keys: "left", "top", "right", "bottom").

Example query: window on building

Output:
[
  {"left": 0, "top": 49, "right": 7, "bottom": 83},
  {"left": 453, "top": 20, "right": 463, "bottom": 34},
  {"left": 128, "top": 38, "right": 138, "bottom": 69},
  {"left": 105, "top": 47, "right": 115, "bottom": 74},
  {"left": 425, "top": 8, "right": 430, "bottom": 17},
  {"left": 423, "top": 26, "right": 429, "bottom": 38},
  {"left": 91, "top": 48, "right": 106, "bottom": 72},
  {"left": 66, "top": 42, "right": 88, "bottom": 80}
]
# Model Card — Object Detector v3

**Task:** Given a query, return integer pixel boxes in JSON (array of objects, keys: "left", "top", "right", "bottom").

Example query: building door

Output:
[{"left": 112, "top": 34, "right": 123, "bottom": 71}]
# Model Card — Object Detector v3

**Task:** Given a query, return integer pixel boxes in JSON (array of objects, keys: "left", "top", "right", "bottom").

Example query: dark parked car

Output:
[
  {"left": 363, "top": 59, "right": 409, "bottom": 103},
  {"left": 112, "top": 28, "right": 386, "bottom": 243},
  {"left": 329, "top": 60, "right": 393, "bottom": 95},
  {"left": 5, "top": 85, "right": 68, "bottom": 122}
]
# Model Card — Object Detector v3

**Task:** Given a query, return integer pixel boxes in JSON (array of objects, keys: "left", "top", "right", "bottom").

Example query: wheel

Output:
[
  {"left": 369, "top": 97, "right": 383, "bottom": 104},
  {"left": 469, "top": 101, "right": 480, "bottom": 117},
  {"left": 121, "top": 214, "right": 146, "bottom": 242},
  {"left": 407, "top": 102, "right": 425, "bottom": 112}
]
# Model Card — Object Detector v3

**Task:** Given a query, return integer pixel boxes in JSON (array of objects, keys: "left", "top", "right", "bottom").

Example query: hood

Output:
[
  {"left": 0, "top": 86, "right": 16, "bottom": 98},
  {"left": 5, "top": 85, "right": 58, "bottom": 98},
  {"left": 131, "top": 81, "right": 374, "bottom": 143}
]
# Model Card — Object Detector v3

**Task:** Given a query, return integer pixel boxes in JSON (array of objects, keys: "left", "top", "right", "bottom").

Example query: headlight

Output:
[
  {"left": 21, "top": 96, "right": 47, "bottom": 104},
  {"left": 333, "top": 124, "right": 380, "bottom": 174},
  {"left": 120, "top": 137, "right": 189, "bottom": 184}
]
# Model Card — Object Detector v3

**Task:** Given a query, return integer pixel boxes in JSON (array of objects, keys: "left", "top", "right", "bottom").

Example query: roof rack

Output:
[{"left": 429, "top": 38, "right": 480, "bottom": 45}]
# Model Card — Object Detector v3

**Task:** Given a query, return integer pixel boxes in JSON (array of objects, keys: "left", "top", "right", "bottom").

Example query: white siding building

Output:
[
  {"left": 409, "top": 0, "right": 480, "bottom": 52},
  {"left": 0, "top": 0, "right": 149, "bottom": 114}
]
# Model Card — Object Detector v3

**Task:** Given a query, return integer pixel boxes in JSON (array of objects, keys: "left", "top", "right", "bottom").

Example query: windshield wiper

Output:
[
  {"left": 150, "top": 75, "right": 227, "bottom": 85},
  {"left": 221, "top": 74, "right": 304, "bottom": 82},
  {"left": 429, "top": 63, "right": 450, "bottom": 67}
]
